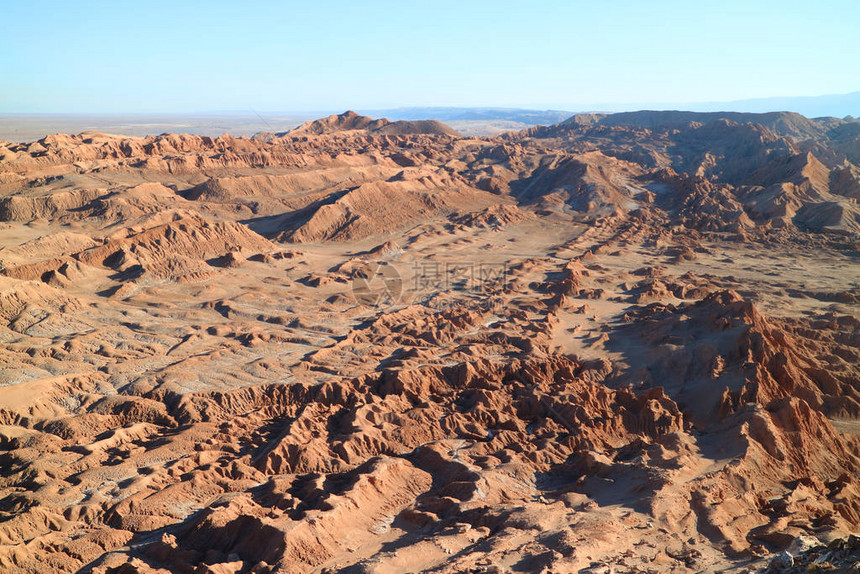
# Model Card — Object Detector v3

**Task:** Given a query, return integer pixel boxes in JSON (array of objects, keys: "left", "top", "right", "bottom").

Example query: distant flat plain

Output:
[
  {"left": 0, "top": 110, "right": 570, "bottom": 141},
  {"left": 0, "top": 113, "right": 314, "bottom": 142}
]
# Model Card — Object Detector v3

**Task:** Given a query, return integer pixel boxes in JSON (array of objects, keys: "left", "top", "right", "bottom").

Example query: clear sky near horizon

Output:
[{"left": 2, "top": 0, "right": 858, "bottom": 114}]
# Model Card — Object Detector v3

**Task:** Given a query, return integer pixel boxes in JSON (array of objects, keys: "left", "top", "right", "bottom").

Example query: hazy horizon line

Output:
[{"left": 2, "top": 90, "right": 858, "bottom": 117}]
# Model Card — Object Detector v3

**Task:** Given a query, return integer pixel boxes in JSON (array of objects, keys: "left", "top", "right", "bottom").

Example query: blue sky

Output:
[{"left": 2, "top": 0, "right": 858, "bottom": 113}]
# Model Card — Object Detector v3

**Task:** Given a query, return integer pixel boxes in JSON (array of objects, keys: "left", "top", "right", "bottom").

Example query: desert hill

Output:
[
  {"left": 579, "top": 109, "right": 853, "bottom": 141},
  {"left": 290, "top": 110, "right": 461, "bottom": 137},
  {"left": 0, "top": 110, "right": 858, "bottom": 573}
]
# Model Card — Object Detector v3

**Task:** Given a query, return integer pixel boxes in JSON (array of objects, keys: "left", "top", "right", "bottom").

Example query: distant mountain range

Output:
[
  {"left": 359, "top": 107, "right": 574, "bottom": 126},
  {"left": 1, "top": 92, "right": 857, "bottom": 141},
  {"left": 589, "top": 91, "right": 860, "bottom": 119},
  {"left": 366, "top": 92, "right": 860, "bottom": 126},
  {"left": 557, "top": 109, "right": 859, "bottom": 142}
]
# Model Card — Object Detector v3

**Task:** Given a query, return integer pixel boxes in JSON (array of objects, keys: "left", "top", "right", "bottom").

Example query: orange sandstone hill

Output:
[
  {"left": 0, "top": 111, "right": 858, "bottom": 573},
  {"left": 290, "top": 110, "right": 461, "bottom": 137}
]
